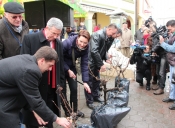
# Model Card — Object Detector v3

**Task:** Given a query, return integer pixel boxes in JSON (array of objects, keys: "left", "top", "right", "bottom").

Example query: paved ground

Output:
[{"left": 52, "top": 73, "right": 175, "bottom": 128}]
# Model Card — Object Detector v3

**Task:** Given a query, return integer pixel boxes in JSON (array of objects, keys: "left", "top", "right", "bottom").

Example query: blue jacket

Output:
[
  {"left": 63, "top": 35, "right": 89, "bottom": 82},
  {"left": 161, "top": 34, "right": 175, "bottom": 66}
]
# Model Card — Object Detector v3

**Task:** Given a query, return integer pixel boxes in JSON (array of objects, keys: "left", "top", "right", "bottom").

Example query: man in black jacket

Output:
[
  {"left": 0, "top": 46, "right": 71, "bottom": 128},
  {"left": 130, "top": 45, "right": 152, "bottom": 90},
  {"left": 20, "top": 18, "right": 65, "bottom": 128},
  {"left": 86, "top": 23, "right": 119, "bottom": 109}
]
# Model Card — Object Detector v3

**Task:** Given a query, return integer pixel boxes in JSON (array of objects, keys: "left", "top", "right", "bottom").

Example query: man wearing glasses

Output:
[
  {"left": 20, "top": 18, "right": 65, "bottom": 128},
  {"left": 0, "top": 2, "right": 29, "bottom": 60}
]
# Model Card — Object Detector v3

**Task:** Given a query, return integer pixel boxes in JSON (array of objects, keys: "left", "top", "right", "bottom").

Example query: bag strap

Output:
[
  {"left": 72, "top": 48, "right": 76, "bottom": 66},
  {"left": 3, "top": 19, "right": 22, "bottom": 47}
]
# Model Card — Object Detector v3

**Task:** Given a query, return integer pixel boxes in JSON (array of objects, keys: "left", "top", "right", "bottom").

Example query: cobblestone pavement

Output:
[{"left": 52, "top": 74, "right": 175, "bottom": 128}]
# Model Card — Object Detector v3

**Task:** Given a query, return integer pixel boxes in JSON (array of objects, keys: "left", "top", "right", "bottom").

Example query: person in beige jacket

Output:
[{"left": 120, "top": 22, "right": 133, "bottom": 57}]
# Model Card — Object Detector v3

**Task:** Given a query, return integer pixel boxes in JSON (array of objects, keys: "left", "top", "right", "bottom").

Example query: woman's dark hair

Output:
[
  {"left": 34, "top": 46, "right": 58, "bottom": 62},
  {"left": 78, "top": 30, "right": 91, "bottom": 41}
]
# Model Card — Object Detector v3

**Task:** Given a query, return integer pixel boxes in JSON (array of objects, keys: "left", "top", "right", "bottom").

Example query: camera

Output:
[
  {"left": 133, "top": 45, "right": 146, "bottom": 56},
  {"left": 151, "top": 55, "right": 160, "bottom": 63},
  {"left": 151, "top": 25, "right": 168, "bottom": 40},
  {"left": 145, "top": 16, "right": 153, "bottom": 28}
]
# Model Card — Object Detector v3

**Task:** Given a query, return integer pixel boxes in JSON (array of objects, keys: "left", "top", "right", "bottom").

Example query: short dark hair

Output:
[
  {"left": 166, "top": 20, "right": 175, "bottom": 27},
  {"left": 78, "top": 30, "right": 91, "bottom": 41},
  {"left": 117, "top": 28, "right": 122, "bottom": 35},
  {"left": 107, "top": 23, "right": 118, "bottom": 29},
  {"left": 122, "top": 22, "right": 128, "bottom": 24},
  {"left": 34, "top": 46, "right": 58, "bottom": 62}
]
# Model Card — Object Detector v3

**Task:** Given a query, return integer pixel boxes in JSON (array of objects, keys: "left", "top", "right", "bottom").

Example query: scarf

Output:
[
  {"left": 43, "top": 29, "right": 56, "bottom": 88},
  {"left": 143, "top": 34, "right": 150, "bottom": 45}
]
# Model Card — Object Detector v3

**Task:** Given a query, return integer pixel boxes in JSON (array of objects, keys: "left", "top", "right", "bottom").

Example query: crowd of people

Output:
[
  {"left": 133, "top": 16, "right": 175, "bottom": 111},
  {"left": 0, "top": 2, "right": 121, "bottom": 128},
  {"left": 1, "top": 1, "right": 175, "bottom": 128}
]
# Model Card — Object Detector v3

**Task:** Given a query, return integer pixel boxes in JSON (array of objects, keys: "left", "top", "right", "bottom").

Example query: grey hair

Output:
[{"left": 47, "top": 17, "right": 63, "bottom": 30}]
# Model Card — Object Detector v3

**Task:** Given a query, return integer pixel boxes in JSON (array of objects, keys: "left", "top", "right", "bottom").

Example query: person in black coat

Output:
[
  {"left": 86, "top": 23, "right": 120, "bottom": 109},
  {"left": 0, "top": 46, "right": 71, "bottom": 128},
  {"left": 130, "top": 44, "right": 152, "bottom": 90},
  {"left": 20, "top": 18, "right": 65, "bottom": 128}
]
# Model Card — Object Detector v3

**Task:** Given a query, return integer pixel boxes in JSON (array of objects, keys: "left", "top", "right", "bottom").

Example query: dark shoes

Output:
[
  {"left": 139, "top": 83, "right": 143, "bottom": 86},
  {"left": 94, "top": 97, "right": 104, "bottom": 103},
  {"left": 76, "top": 110, "right": 85, "bottom": 118},
  {"left": 169, "top": 103, "right": 175, "bottom": 110},
  {"left": 65, "top": 110, "right": 85, "bottom": 119},
  {"left": 152, "top": 85, "right": 159, "bottom": 90},
  {"left": 87, "top": 103, "right": 95, "bottom": 110},
  {"left": 153, "top": 88, "right": 164, "bottom": 95},
  {"left": 162, "top": 98, "right": 175, "bottom": 103},
  {"left": 152, "top": 81, "right": 157, "bottom": 84},
  {"left": 99, "top": 87, "right": 103, "bottom": 91},
  {"left": 146, "top": 86, "right": 150, "bottom": 91}
]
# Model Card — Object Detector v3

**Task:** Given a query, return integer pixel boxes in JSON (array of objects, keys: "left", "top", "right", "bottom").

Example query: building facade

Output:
[{"left": 79, "top": 0, "right": 135, "bottom": 34}]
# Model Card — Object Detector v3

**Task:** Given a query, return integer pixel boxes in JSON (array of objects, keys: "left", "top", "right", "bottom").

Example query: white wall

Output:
[{"left": 151, "top": 0, "right": 175, "bottom": 26}]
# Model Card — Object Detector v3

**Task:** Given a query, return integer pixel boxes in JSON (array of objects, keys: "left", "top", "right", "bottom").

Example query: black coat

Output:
[
  {"left": 0, "top": 55, "right": 57, "bottom": 128},
  {"left": 88, "top": 28, "right": 114, "bottom": 69},
  {"left": 20, "top": 30, "right": 65, "bottom": 125},
  {"left": 130, "top": 51, "right": 152, "bottom": 73},
  {"left": 0, "top": 17, "right": 29, "bottom": 59},
  {"left": 62, "top": 35, "right": 89, "bottom": 82}
]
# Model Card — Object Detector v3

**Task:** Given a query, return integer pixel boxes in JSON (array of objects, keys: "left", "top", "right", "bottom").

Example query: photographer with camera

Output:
[
  {"left": 159, "top": 20, "right": 175, "bottom": 110},
  {"left": 151, "top": 25, "right": 169, "bottom": 95},
  {"left": 130, "top": 44, "right": 152, "bottom": 90}
]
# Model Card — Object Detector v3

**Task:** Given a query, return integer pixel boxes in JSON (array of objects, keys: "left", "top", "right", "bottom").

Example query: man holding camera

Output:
[
  {"left": 159, "top": 20, "right": 175, "bottom": 110},
  {"left": 151, "top": 28, "right": 168, "bottom": 95},
  {"left": 130, "top": 44, "right": 152, "bottom": 90}
]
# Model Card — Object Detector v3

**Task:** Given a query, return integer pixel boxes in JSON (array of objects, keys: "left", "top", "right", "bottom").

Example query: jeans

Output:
[
  {"left": 156, "top": 56, "right": 167, "bottom": 89},
  {"left": 169, "top": 65, "right": 175, "bottom": 100}
]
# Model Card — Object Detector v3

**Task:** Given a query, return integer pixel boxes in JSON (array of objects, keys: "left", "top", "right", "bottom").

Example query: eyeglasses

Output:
[
  {"left": 11, "top": 15, "right": 22, "bottom": 19},
  {"left": 49, "top": 28, "right": 60, "bottom": 37}
]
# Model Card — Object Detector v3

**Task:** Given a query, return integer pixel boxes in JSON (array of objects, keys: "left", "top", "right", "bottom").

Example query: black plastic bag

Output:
[
  {"left": 107, "top": 90, "right": 129, "bottom": 107},
  {"left": 91, "top": 104, "right": 131, "bottom": 128},
  {"left": 115, "top": 77, "right": 130, "bottom": 93}
]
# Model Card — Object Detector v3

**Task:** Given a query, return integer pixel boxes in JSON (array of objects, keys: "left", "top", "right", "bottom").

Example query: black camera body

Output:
[
  {"left": 145, "top": 16, "right": 153, "bottom": 28},
  {"left": 151, "top": 26, "right": 168, "bottom": 40},
  {"left": 151, "top": 25, "right": 168, "bottom": 56},
  {"left": 151, "top": 55, "right": 160, "bottom": 64},
  {"left": 133, "top": 45, "right": 146, "bottom": 56}
]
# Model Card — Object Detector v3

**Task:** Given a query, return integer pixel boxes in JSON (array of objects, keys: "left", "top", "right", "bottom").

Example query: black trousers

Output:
[
  {"left": 25, "top": 86, "right": 59, "bottom": 128},
  {"left": 136, "top": 69, "right": 151, "bottom": 86},
  {"left": 61, "top": 75, "right": 78, "bottom": 113},
  {"left": 85, "top": 66, "right": 100, "bottom": 104}
]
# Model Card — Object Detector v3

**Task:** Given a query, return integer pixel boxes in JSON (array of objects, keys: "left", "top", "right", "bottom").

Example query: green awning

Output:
[
  {"left": 59, "top": 0, "right": 87, "bottom": 17},
  {"left": 70, "top": 3, "right": 87, "bottom": 17}
]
